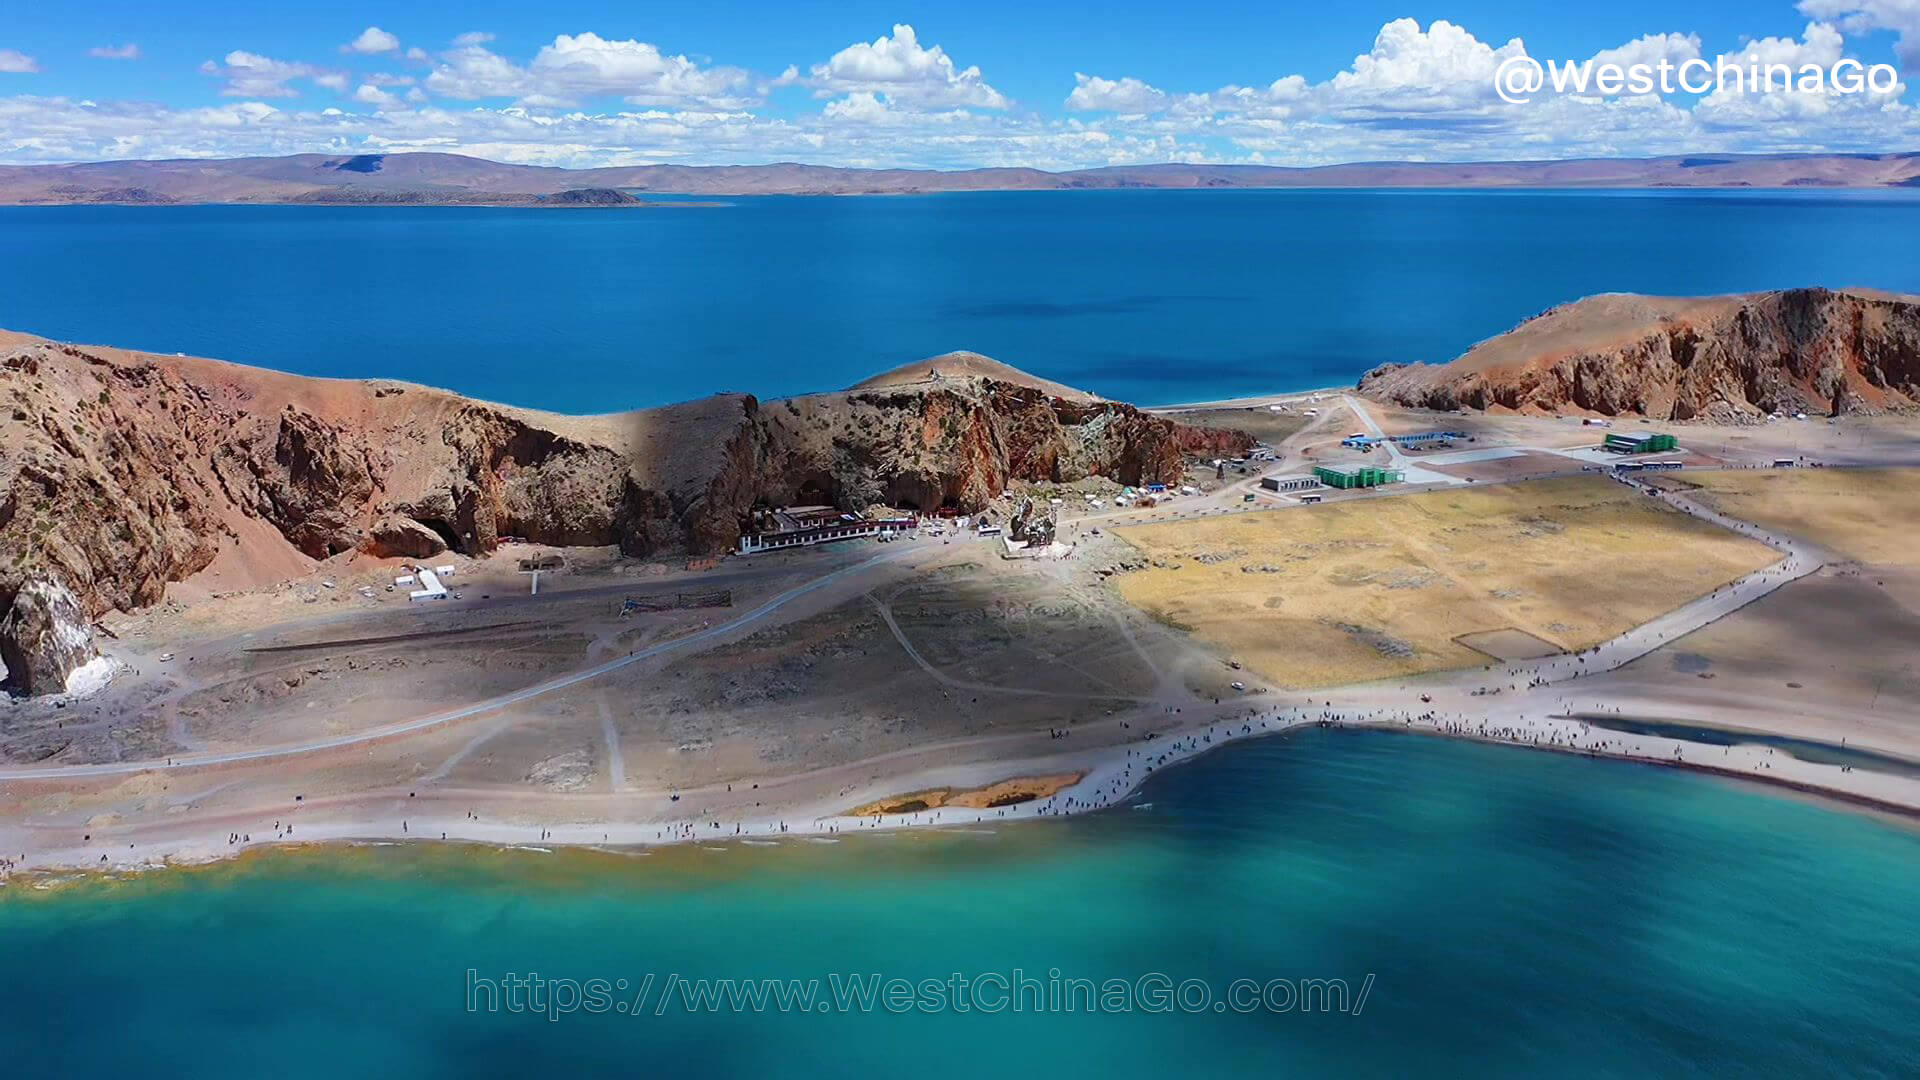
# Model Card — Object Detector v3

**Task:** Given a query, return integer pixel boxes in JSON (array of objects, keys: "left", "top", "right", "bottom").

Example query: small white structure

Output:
[
  {"left": 409, "top": 567, "right": 449, "bottom": 602},
  {"left": 433, "top": 564, "right": 456, "bottom": 576},
  {"left": 394, "top": 574, "right": 416, "bottom": 587}
]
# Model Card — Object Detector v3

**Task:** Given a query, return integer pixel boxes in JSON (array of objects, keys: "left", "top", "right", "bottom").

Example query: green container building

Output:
[
  {"left": 1603, "top": 432, "right": 1678, "bottom": 454},
  {"left": 1314, "top": 465, "right": 1404, "bottom": 489}
]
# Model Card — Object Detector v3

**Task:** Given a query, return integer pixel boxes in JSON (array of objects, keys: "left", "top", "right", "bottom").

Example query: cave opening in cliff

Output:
[
  {"left": 793, "top": 477, "right": 837, "bottom": 508},
  {"left": 412, "top": 516, "right": 462, "bottom": 554}
]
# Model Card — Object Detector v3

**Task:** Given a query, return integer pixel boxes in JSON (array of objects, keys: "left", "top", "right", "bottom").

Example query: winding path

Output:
[
  {"left": 867, "top": 594, "right": 1152, "bottom": 703},
  {"left": 0, "top": 547, "right": 914, "bottom": 781}
]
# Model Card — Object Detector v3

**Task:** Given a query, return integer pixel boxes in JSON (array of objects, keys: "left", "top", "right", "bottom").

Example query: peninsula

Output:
[{"left": 3, "top": 288, "right": 1919, "bottom": 877}]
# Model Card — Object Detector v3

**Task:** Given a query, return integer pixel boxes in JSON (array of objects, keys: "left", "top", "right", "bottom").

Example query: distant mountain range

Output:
[{"left": 2, "top": 150, "right": 1919, "bottom": 205}]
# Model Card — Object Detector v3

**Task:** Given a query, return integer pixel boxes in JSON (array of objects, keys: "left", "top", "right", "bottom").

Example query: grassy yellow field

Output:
[
  {"left": 1113, "top": 476, "right": 1779, "bottom": 688},
  {"left": 1662, "top": 468, "right": 1920, "bottom": 566}
]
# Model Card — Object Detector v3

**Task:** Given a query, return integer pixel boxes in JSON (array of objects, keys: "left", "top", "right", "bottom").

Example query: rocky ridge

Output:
[
  {"left": 1358, "top": 288, "right": 1920, "bottom": 420},
  {"left": 0, "top": 338, "right": 1245, "bottom": 693}
]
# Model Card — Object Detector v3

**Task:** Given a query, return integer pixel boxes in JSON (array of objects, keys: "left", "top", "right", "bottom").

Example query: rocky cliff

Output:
[
  {"left": 760, "top": 357, "right": 1248, "bottom": 513},
  {"left": 0, "top": 337, "right": 1244, "bottom": 693},
  {"left": 1359, "top": 288, "right": 1920, "bottom": 421}
]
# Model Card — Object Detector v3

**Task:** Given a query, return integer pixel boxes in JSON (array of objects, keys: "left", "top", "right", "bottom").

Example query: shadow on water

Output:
[{"left": 1572, "top": 713, "right": 1920, "bottom": 778}]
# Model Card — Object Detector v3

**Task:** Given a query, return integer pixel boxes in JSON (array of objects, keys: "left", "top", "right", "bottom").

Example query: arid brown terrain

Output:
[
  {"left": 0, "top": 335, "right": 1244, "bottom": 694},
  {"left": 1359, "top": 287, "right": 1920, "bottom": 420},
  {"left": 3, "top": 150, "right": 1919, "bottom": 205}
]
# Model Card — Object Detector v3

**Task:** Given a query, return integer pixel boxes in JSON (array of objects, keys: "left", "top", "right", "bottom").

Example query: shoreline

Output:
[
  {"left": 1144, "top": 386, "right": 1349, "bottom": 412},
  {"left": 7, "top": 701, "right": 1920, "bottom": 888},
  {"left": 3, "top": 680, "right": 1920, "bottom": 883},
  {"left": 11, "top": 182, "right": 1920, "bottom": 210}
]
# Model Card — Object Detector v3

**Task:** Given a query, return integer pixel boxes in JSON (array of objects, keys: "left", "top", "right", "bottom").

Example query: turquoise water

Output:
[
  {"left": 4, "top": 189, "right": 1920, "bottom": 412},
  {"left": 6, "top": 730, "right": 1918, "bottom": 1077}
]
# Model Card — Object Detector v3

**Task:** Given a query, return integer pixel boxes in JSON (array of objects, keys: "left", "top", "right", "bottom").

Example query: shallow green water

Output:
[{"left": 5, "top": 729, "right": 1918, "bottom": 1077}]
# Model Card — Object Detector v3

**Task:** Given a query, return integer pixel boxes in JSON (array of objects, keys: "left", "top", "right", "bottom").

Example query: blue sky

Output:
[{"left": 1, "top": 1, "right": 1917, "bottom": 167}]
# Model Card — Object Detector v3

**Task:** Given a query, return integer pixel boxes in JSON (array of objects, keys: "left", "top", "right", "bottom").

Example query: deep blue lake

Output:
[{"left": 4, "top": 188, "right": 1919, "bottom": 412}]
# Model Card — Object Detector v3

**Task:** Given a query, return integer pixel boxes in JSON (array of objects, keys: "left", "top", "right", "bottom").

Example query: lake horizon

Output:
[{"left": 6, "top": 187, "right": 1920, "bottom": 414}]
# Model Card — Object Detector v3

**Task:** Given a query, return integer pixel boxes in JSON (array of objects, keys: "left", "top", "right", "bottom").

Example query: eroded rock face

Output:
[
  {"left": 252, "top": 405, "right": 379, "bottom": 557},
  {"left": 0, "top": 338, "right": 1249, "bottom": 693},
  {"left": 1358, "top": 288, "right": 1920, "bottom": 419},
  {"left": 0, "top": 578, "right": 97, "bottom": 695},
  {"left": 756, "top": 380, "right": 1249, "bottom": 514},
  {"left": 0, "top": 339, "right": 765, "bottom": 683},
  {"left": 363, "top": 515, "right": 449, "bottom": 560}
]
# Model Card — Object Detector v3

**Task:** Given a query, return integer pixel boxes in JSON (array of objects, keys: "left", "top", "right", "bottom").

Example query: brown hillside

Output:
[
  {"left": 0, "top": 334, "right": 1247, "bottom": 693},
  {"left": 1358, "top": 287, "right": 1920, "bottom": 421}
]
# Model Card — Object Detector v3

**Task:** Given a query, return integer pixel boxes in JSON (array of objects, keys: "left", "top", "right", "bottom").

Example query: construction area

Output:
[{"left": 1109, "top": 476, "right": 1780, "bottom": 688}]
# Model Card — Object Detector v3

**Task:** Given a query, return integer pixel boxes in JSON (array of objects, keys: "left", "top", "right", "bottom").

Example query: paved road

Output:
[{"left": 1342, "top": 393, "right": 1407, "bottom": 464}]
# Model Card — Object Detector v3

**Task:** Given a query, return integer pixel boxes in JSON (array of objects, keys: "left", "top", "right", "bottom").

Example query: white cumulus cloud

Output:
[
  {"left": 1326, "top": 17, "right": 1525, "bottom": 110},
  {"left": 343, "top": 27, "right": 402, "bottom": 56},
  {"left": 0, "top": 49, "right": 39, "bottom": 74},
  {"left": 809, "top": 24, "right": 1007, "bottom": 108},
  {"left": 425, "top": 31, "right": 750, "bottom": 107},
  {"left": 201, "top": 51, "right": 343, "bottom": 98},
  {"left": 87, "top": 44, "right": 142, "bottom": 61},
  {"left": 2, "top": 15, "right": 1918, "bottom": 171},
  {"left": 1588, "top": 32, "right": 1704, "bottom": 73},
  {"left": 1066, "top": 73, "right": 1168, "bottom": 113},
  {"left": 1799, "top": 0, "right": 1920, "bottom": 71},
  {"left": 353, "top": 84, "right": 398, "bottom": 108}
]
